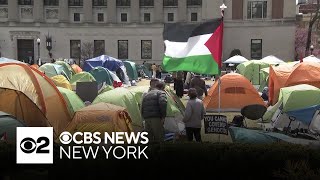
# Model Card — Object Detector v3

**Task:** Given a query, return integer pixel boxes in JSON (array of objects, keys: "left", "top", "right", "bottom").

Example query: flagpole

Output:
[{"left": 218, "top": 3, "right": 226, "bottom": 143}]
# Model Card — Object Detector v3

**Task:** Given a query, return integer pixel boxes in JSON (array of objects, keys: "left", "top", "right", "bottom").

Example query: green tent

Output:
[
  {"left": 98, "top": 85, "right": 114, "bottom": 94},
  {"left": 92, "top": 87, "right": 143, "bottom": 130},
  {"left": 89, "top": 67, "right": 113, "bottom": 86},
  {"left": 263, "top": 84, "right": 320, "bottom": 121},
  {"left": 129, "top": 86, "right": 185, "bottom": 117},
  {"left": 136, "top": 64, "right": 152, "bottom": 78},
  {"left": 236, "top": 60, "right": 271, "bottom": 85},
  {"left": 39, "top": 63, "right": 69, "bottom": 79},
  {"left": 70, "top": 72, "right": 96, "bottom": 86},
  {"left": 0, "top": 111, "right": 26, "bottom": 142},
  {"left": 55, "top": 61, "right": 76, "bottom": 80},
  {"left": 123, "top": 61, "right": 138, "bottom": 81},
  {"left": 57, "top": 87, "right": 85, "bottom": 116}
]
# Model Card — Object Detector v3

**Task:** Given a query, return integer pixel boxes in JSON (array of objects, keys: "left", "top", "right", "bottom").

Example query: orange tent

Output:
[
  {"left": 268, "top": 64, "right": 296, "bottom": 105},
  {"left": 203, "top": 73, "right": 265, "bottom": 112},
  {"left": 65, "top": 102, "right": 133, "bottom": 134},
  {"left": 30, "top": 64, "right": 39, "bottom": 69},
  {"left": 0, "top": 63, "right": 72, "bottom": 137},
  {"left": 71, "top": 64, "right": 83, "bottom": 73},
  {"left": 269, "top": 62, "right": 320, "bottom": 105}
]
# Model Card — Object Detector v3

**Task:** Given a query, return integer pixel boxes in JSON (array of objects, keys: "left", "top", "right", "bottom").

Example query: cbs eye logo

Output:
[{"left": 20, "top": 137, "right": 50, "bottom": 154}]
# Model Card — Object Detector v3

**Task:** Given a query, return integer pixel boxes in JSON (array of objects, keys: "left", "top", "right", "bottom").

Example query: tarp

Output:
[
  {"left": 69, "top": 72, "right": 96, "bottom": 86},
  {"left": 83, "top": 55, "right": 124, "bottom": 72},
  {"left": 51, "top": 75, "right": 72, "bottom": 90},
  {"left": 0, "top": 63, "right": 72, "bottom": 137},
  {"left": 57, "top": 87, "right": 85, "bottom": 117},
  {"left": 55, "top": 61, "right": 75, "bottom": 80},
  {"left": 0, "top": 111, "right": 26, "bottom": 142},
  {"left": 223, "top": 55, "right": 248, "bottom": 64},
  {"left": 65, "top": 102, "right": 133, "bottom": 134},
  {"left": 203, "top": 73, "right": 265, "bottom": 112},
  {"left": 264, "top": 84, "right": 320, "bottom": 122},
  {"left": 287, "top": 104, "right": 320, "bottom": 125},
  {"left": 89, "top": 67, "right": 113, "bottom": 86},
  {"left": 123, "top": 60, "right": 138, "bottom": 81},
  {"left": 92, "top": 87, "right": 143, "bottom": 131},
  {"left": 71, "top": 64, "right": 83, "bottom": 73}
]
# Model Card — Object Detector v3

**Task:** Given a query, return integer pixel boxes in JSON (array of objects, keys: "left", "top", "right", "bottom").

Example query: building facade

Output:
[{"left": 0, "top": 0, "right": 295, "bottom": 64}]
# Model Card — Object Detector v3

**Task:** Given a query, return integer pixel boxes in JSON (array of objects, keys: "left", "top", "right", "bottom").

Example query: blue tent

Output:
[
  {"left": 83, "top": 55, "right": 124, "bottom": 72},
  {"left": 286, "top": 104, "right": 320, "bottom": 125}
]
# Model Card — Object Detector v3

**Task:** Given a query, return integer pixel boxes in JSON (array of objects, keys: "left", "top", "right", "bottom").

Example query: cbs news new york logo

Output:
[{"left": 16, "top": 127, "right": 53, "bottom": 164}]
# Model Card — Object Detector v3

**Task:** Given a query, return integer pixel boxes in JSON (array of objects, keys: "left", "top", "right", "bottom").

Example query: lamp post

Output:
[
  {"left": 310, "top": 44, "right": 314, "bottom": 55},
  {"left": 77, "top": 43, "right": 81, "bottom": 65},
  {"left": 36, "top": 38, "right": 40, "bottom": 65}
]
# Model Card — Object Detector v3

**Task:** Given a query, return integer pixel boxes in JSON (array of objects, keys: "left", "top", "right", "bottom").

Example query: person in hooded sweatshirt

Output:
[{"left": 183, "top": 88, "right": 205, "bottom": 142}]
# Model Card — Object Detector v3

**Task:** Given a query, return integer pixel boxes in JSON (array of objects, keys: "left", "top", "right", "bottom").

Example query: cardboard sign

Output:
[
  {"left": 76, "top": 81, "right": 98, "bottom": 103},
  {"left": 204, "top": 115, "right": 228, "bottom": 135}
]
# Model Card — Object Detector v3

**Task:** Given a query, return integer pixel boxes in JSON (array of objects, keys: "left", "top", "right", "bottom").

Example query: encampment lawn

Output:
[{"left": 134, "top": 79, "right": 261, "bottom": 143}]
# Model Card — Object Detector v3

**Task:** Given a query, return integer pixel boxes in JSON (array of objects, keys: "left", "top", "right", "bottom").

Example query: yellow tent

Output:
[
  {"left": 65, "top": 102, "right": 133, "bottom": 134},
  {"left": 0, "top": 63, "right": 72, "bottom": 137},
  {"left": 51, "top": 75, "right": 72, "bottom": 90}
]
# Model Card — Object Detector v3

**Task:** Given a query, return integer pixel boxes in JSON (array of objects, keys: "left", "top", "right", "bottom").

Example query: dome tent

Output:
[
  {"left": 0, "top": 111, "right": 26, "bottom": 142},
  {"left": 51, "top": 75, "right": 72, "bottom": 90},
  {"left": 223, "top": 55, "right": 248, "bottom": 64},
  {"left": 57, "top": 87, "right": 85, "bottom": 117},
  {"left": 203, "top": 73, "right": 265, "bottom": 112},
  {"left": 0, "top": 63, "right": 72, "bottom": 137}
]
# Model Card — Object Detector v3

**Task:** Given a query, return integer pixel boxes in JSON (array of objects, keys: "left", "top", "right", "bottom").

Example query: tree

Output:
[
  {"left": 305, "top": 0, "right": 320, "bottom": 56},
  {"left": 81, "top": 42, "right": 94, "bottom": 61},
  {"left": 296, "top": 27, "right": 320, "bottom": 59}
]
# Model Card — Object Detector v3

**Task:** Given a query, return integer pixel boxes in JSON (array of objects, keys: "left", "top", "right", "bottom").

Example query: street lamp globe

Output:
[
  {"left": 37, "top": 38, "right": 40, "bottom": 44},
  {"left": 310, "top": 44, "right": 314, "bottom": 50},
  {"left": 220, "top": 3, "right": 227, "bottom": 10}
]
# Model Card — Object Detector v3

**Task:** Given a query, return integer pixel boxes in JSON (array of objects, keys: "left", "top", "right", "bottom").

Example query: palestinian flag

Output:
[{"left": 163, "top": 18, "right": 224, "bottom": 75}]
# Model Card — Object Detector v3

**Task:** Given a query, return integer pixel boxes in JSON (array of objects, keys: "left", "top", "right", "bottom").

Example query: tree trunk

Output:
[{"left": 305, "top": 0, "right": 320, "bottom": 56}]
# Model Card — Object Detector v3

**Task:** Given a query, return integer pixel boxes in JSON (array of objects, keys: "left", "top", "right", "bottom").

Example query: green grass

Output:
[{"left": 134, "top": 79, "right": 262, "bottom": 143}]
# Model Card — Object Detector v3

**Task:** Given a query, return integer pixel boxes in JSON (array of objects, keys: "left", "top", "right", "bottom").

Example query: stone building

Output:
[{"left": 0, "top": 0, "right": 296, "bottom": 64}]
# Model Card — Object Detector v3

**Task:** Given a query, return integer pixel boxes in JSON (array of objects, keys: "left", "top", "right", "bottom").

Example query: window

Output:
[
  {"left": 251, "top": 39, "right": 262, "bottom": 59},
  {"left": 97, "top": 13, "right": 104, "bottom": 22},
  {"left": 247, "top": 1, "right": 267, "bottom": 19},
  {"left": 74, "top": 13, "right": 80, "bottom": 22},
  {"left": 93, "top": 0, "right": 107, "bottom": 6},
  {"left": 191, "top": 13, "right": 197, "bottom": 21},
  {"left": 141, "top": 40, "right": 152, "bottom": 59},
  {"left": 116, "top": 0, "right": 130, "bottom": 6},
  {"left": 0, "top": 0, "right": 8, "bottom": 5},
  {"left": 163, "top": 0, "right": 177, "bottom": 6},
  {"left": 44, "top": 0, "right": 59, "bottom": 6},
  {"left": 69, "top": 0, "right": 83, "bottom": 6},
  {"left": 187, "top": 0, "right": 201, "bottom": 6},
  {"left": 144, "top": 13, "right": 150, "bottom": 22},
  {"left": 18, "top": 0, "right": 33, "bottom": 5},
  {"left": 118, "top": 40, "right": 128, "bottom": 59},
  {"left": 94, "top": 40, "right": 105, "bottom": 57},
  {"left": 167, "top": 13, "right": 174, "bottom": 22},
  {"left": 70, "top": 40, "right": 81, "bottom": 59},
  {"left": 121, "top": 13, "right": 127, "bottom": 22},
  {"left": 225, "top": 87, "right": 245, "bottom": 94},
  {"left": 140, "top": 0, "right": 153, "bottom": 6}
]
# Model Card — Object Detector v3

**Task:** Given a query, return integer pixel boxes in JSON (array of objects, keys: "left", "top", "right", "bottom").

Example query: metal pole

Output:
[{"left": 38, "top": 43, "right": 40, "bottom": 65}]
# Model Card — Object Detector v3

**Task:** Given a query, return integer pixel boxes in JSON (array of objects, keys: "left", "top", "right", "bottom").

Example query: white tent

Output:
[
  {"left": 223, "top": 55, "right": 248, "bottom": 64},
  {"left": 261, "top": 55, "right": 284, "bottom": 64},
  {"left": 302, "top": 55, "right": 320, "bottom": 62},
  {"left": 310, "top": 110, "right": 320, "bottom": 134}
]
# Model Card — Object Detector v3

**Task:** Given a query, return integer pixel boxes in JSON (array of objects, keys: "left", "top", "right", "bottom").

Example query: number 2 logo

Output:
[{"left": 20, "top": 137, "right": 50, "bottom": 154}]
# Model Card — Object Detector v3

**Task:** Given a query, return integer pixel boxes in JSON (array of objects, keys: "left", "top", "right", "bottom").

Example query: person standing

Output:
[
  {"left": 151, "top": 63, "right": 157, "bottom": 79},
  {"left": 175, "top": 71, "right": 184, "bottom": 98},
  {"left": 183, "top": 88, "right": 205, "bottom": 142},
  {"left": 141, "top": 81, "right": 167, "bottom": 143},
  {"left": 190, "top": 74, "right": 207, "bottom": 99}
]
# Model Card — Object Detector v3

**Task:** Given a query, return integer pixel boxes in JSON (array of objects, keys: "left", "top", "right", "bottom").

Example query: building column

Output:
[
  {"left": 154, "top": 0, "right": 163, "bottom": 23},
  {"left": 8, "top": 0, "right": 18, "bottom": 22},
  {"left": 107, "top": 0, "right": 116, "bottom": 23},
  {"left": 178, "top": 0, "right": 187, "bottom": 22},
  {"left": 59, "top": 0, "right": 69, "bottom": 23},
  {"left": 130, "top": 0, "right": 139, "bottom": 23},
  {"left": 34, "top": 0, "right": 44, "bottom": 22},
  {"left": 84, "top": 0, "right": 93, "bottom": 23}
]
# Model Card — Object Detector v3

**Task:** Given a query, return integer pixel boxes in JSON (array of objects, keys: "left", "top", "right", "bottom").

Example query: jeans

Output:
[{"left": 186, "top": 127, "right": 201, "bottom": 142}]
